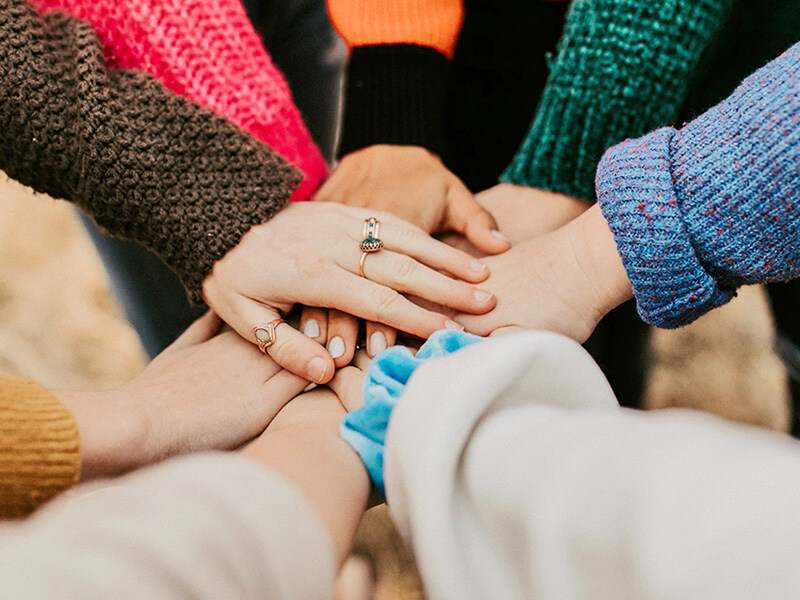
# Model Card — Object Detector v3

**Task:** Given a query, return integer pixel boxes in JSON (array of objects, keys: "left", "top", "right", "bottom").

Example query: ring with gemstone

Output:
[
  {"left": 253, "top": 318, "right": 286, "bottom": 353},
  {"left": 359, "top": 218, "right": 383, "bottom": 277}
]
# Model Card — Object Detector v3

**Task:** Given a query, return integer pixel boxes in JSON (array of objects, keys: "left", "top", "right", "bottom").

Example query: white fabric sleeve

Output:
[
  {"left": 0, "top": 453, "right": 336, "bottom": 600},
  {"left": 385, "top": 331, "right": 800, "bottom": 600}
]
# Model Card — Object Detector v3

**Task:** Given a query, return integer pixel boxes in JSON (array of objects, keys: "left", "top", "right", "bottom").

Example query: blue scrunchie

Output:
[{"left": 340, "top": 329, "right": 482, "bottom": 497}]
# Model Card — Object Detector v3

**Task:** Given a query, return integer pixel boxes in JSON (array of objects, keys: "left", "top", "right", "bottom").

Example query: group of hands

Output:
[{"left": 61, "top": 144, "right": 632, "bottom": 485}]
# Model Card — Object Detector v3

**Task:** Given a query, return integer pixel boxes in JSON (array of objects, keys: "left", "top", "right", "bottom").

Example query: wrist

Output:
[
  {"left": 56, "top": 388, "right": 149, "bottom": 480},
  {"left": 569, "top": 204, "right": 633, "bottom": 318}
]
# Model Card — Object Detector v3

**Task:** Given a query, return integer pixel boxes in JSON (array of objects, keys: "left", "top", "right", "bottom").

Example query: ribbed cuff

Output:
[
  {"left": 596, "top": 127, "right": 735, "bottom": 328},
  {"left": 339, "top": 44, "right": 449, "bottom": 157},
  {"left": 0, "top": 378, "right": 81, "bottom": 518},
  {"left": 500, "top": 81, "right": 606, "bottom": 202}
]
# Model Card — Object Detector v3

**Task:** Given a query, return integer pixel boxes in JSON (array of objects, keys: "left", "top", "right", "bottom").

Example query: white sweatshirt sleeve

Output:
[
  {"left": 385, "top": 331, "right": 800, "bottom": 600},
  {"left": 0, "top": 453, "right": 336, "bottom": 600}
]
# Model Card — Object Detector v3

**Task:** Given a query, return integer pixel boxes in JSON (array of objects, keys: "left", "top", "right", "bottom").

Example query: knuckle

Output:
[
  {"left": 370, "top": 286, "right": 402, "bottom": 318},
  {"left": 394, "top": 256, "right": 418, "bottom": 283}
]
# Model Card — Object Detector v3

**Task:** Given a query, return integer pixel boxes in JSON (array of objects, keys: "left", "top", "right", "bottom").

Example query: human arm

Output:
[
  {"left": 501, "top": 0, "right": 734, "bottom": 202},
  {"left": 320, "top": 0, "right": 506, "bottom": 253},
  {"left": 383, "top": 332, "right": 800, "bottom": 600},
  {"left": 459, "top": 42, "right": 800, "bottom": 337},
  {"left": 0, "top": 0, "right": 495, "bottom": 383},
  {"left": 32, "top": 0, "right": 326, "bottom": 201},
  {"left": 0, "top": 385, "right": 369, "bottom": 598},
  {"left": 0, "top": 311, "right": 308, "bottom": 518}
]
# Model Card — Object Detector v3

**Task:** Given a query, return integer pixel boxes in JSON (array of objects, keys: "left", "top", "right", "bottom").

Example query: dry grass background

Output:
[{"left": 0, "top": 173, "right": 789, "bottom": 598}]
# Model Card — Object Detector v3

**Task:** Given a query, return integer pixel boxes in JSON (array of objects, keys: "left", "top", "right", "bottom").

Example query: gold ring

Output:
[
  {"left": 253, "top": 318, "right": 286, "bottom": 353},
  {"left": 359, "top": 218, "right": 383, "bottom": 278}
]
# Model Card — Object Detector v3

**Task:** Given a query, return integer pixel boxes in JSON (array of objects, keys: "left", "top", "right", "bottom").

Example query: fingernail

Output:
[
  {"left": 328, "top": 336, "right": 345, "bottom": 359},
  {"left": 369, "top": 332, "right": 387, "bottom": 356},
  {"left": 444, "top": 319, "right": 465, "bottom": 331},
  {"left": 303, "top": 382, "right": 318, "bottom": 392},
  {"left": 303, "top": 319, "right": 320, "bottom": 338},
  {"left": 307, "top": 357, "right": 328, "bottom": 383},
  {"left": 491, "top": 230, "right": 509, "bottom": 243},
  {"left": 473, "top": 289, "right": 493, "bottom": 303},
  {"left": 471, "top": 259, "right": 488, "bottom": 273}
]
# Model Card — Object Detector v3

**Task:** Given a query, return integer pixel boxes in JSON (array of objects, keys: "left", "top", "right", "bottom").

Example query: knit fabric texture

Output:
[
  {"left": 327, "top": 0, "right": 465, "bottom": 58},
  {"left": 0, "top": 377, "right": 80, "bottom": 519},
  {"left": 0, "top": 0, "right": 302, "bottom": 302},
  {"left": 32, "top": 0, "right": 326, "bottom": 202},
  {"left": 596, "top": 42, "right": 800, "bottom": 328},
  {"left": 341, "top": 330, "right": 482, "bottom": 498},
  {"left": 328, "top": 0, "right": 464, "bottom": 155},
  {"left": 501, "top": 0, "right": 733, "bottom": 201}
]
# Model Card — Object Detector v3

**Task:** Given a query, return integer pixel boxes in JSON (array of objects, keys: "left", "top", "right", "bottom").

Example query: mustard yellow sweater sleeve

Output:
[{"left": 0, "top": 377, "right": 81, "bottom": 519}]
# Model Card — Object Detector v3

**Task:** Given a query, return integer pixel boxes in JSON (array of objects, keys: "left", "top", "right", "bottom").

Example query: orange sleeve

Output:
[
  {"left": 0, "top": 377, "right": 81, "bottom": 518},
  {"left": 326, "top": 0, "right": 464, "bottom": 58}
]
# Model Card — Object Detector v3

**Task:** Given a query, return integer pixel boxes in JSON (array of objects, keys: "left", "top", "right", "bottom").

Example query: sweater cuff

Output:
[
  {"left": 339, "top": 44, "right": 449, "bottom": 158},
  {"left": 0, "top": 377, "right": 81, "bottom": 518},
  {"left": 500, "top": 81, "right": 604, "bottom": 202},
  {"left": 596, "top": 127, "right": 735, "bottom": 328}
]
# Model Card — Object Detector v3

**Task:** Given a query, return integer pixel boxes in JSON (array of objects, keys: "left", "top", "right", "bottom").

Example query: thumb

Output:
[
  {"left": 445, "top": 180, "right": 510, "bottom": 255},
  {"left": 233, "top": 299, "right": 336, "bottom": 384}
]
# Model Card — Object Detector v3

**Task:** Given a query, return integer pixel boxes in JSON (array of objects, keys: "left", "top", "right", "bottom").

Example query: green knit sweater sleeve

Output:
[{"left": 501, "top": 0, "right": 733, "bottom": 202}]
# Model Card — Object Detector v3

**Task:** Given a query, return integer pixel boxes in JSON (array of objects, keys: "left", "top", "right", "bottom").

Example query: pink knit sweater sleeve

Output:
[{"left": 32, "top": 0, "right": 327, "bottom": 201}]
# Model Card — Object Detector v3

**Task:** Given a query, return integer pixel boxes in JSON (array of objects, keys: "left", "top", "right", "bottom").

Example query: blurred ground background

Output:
[{"left": 0, "top": 173, "right": 789, "bottom": 598}]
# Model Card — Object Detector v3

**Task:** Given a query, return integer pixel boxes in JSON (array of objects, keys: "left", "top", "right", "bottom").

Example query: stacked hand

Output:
[{"left": 202, "top": 201, "right": 497, "bottom": 383}]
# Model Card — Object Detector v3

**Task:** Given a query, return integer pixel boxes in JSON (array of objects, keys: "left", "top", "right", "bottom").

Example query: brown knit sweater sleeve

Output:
[
  {"left": 0, "top": 377, "right": 81, "bottom": 519},
  {"left": 0, "top": 0, "right": 302, "bottom": 303}
]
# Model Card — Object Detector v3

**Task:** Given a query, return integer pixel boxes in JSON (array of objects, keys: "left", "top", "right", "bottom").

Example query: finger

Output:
[
  {"left": 445, "top": 180, "right": 510, "bottom": 255},
  {"left": 359, "top": 215, "right": 491, "bottom": 283},
  {"left": 257, "top": 369, "right": 310, "bottom": 420},
  {"left": 365, "top": 321, "right": 395, "bottom": 358},
  {"left": 329, "top": 366, "right": 366, "bottom": 412},
  {"left": 232, "top": 299, "right": 335, "bottom": 384},
  {"left": 162, "top": 310, "right": 222, "bottom": 354},
  {"left": 314, "top": 269, "right": 464, "bottom": 339},
  {"left": 299, "top": 306, "right": 328, "bottom": 344},
  {"left": 358, "top": 248, "right": 496, "bottom": 315},
  {"left": 326, "top": 310, "right": 359, "bottom": 368}
]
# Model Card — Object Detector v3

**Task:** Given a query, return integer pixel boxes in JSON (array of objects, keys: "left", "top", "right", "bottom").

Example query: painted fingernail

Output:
[
  {"left": 473, "top": 289, "right": 493, "bottom": 303},
  {"left": 328, "top": 336, "right": 345, "bottom": 359},
  {"left": 491, "top": 230, "right": 509, "bottom": 243},
  {"left": 444, "top": 319, "right": 465, "bottom": 331},
  {"left": 303, "top": 319, "right": 320, "bottom": 338},
  {"left": 307, "top": 357, "right": 328, "bottom": 383},
  {"left": 369, "top": 332, "right": 387, "bottom": 356},
  {"left": 471, "top": 260, "right": 488, "bottom": 273}
]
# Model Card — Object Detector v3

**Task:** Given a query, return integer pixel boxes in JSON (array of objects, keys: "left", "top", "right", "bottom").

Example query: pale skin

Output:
[
  {"left": 56, "top": 312, "right": 308, "bottom": 480},
  {"left": 303, "top": 145, "right": 512, "bottom": 366},
  {"left": 240, "top": 365, "right": 369, "bottom": 565},
  {"left": 303, "top": 182, "right": 598, "bottom": 361},
  {"left": 455, "top": 203, "right": 634, "bottom": 340},
  {"left": 202, "top": 201, "right": 497, "bottom": 384}
]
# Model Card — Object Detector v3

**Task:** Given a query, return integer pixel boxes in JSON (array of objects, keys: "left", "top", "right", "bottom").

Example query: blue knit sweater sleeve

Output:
[{"left": 596, "top": 42, "right": 800, "bottom": 328}]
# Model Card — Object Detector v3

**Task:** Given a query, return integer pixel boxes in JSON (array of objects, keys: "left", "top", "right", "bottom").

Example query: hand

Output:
[
  {"left": 476, "top": 184, "right": 591, "bottom": 245},
  {"left": 203, "top": 202, "right": 496, "bottom": 383},
  {"left": 453, "top": 205, "right": 633, "bottom": 342},
  {"left": 315, "top": 145, "right": 510, "bottom": 255},
  {"left": 57, "top": 312, "right": 309, "bottom": 480}
]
